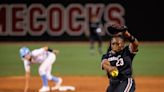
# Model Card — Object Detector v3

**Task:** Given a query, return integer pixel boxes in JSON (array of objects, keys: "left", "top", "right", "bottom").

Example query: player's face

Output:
[{"left": 111, "top": 37, "right": 124, "bottom": 53}]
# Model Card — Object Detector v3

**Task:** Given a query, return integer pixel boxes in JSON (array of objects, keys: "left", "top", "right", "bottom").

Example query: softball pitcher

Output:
[
  {"left": 101, "top": 24, "right": 139, "bottom": 92},
  {"left": 19, "top": 46, "right": 62, "bottom": 92}
]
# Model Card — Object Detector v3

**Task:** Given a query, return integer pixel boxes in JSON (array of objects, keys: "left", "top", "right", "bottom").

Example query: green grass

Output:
[
  {"left": 133, "top": 43, "right": 164, "bottom": 76},
  {"left": 0, "top": 42, "right": 164, "bottom": 76}
]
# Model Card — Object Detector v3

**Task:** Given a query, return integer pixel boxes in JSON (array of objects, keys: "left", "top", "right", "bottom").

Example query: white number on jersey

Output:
[{"left": 116, "top": 58, "right": 124, "bottom": 66}]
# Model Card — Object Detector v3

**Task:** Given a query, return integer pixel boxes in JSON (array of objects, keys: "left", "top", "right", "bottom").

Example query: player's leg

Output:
[
  {"left": 46, "top": 64, "right": 63, "bottom": 90},
  {"left": 106, "top": 81, "right": 119, "bottom": 92},
  {"left": 116, "top": 78, "right": 135, "bottom": 92},
  {"left": 43, "top": 52, "right": 63, "bottom": 90},
  {"left": 38, "top": 59, "right": 52, "bottom": 92},
  {"left": 38, "top": 52, "right": 58, "bottom": 91},
  {"left": 128, "top": 78, "right": 135, "bottom": 92},
  {"left": 106, "top": 85, "right": 114, "bottom": 92},
  {"left": 89, "top": 35, "right": 95, "bottom": 54},
  {"left": 95, "top": 35, "right": 103, "bottom": 54},
  {"left": 97, "top": 36, "right": 103, "bottom": 54}
]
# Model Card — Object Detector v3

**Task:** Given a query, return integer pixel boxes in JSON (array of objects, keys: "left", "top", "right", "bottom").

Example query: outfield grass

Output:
[
  {"left": 0, "top": 42, "right": 164, "bottom": 76},
  {"left": 133, "top": 42, "right": 164, "bottom": 76}
]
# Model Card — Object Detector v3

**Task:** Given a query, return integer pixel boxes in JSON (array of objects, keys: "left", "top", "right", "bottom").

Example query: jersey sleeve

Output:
[
  {"left": 101, "top": 54, "right": 109, "bottom": 61},
  {"left": 23, "top": 59, "right": 31, "bottom": 72}
]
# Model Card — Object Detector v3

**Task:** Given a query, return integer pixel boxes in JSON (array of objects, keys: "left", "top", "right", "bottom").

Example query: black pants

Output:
[
  {"left": 89, "top": 34, "right": 102, "bottom": 45},
  {"left": 106, "top": 78, "right": 135, "bottom": 92}
]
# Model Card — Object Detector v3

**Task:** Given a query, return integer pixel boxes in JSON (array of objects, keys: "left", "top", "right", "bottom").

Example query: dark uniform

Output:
[
  {"left": 102, "top": 46, "right": 137, "bottom": 92},
  {"left": 89, "top": 20, "right": 102, "bottom": 54},
  {"left": 89, "top": 21, "right": 102, "bottom": 43}
]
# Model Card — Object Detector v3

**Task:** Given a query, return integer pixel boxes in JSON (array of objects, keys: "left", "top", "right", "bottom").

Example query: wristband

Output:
[{"left": 128, "top": 35, "right": 135, "bottom": 42}]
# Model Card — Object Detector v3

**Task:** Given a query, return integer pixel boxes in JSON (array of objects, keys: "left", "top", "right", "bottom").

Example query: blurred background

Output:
[
  {"left": 0, "top": 1, "right": 164, "bottom": 92},
  {"left": 0, "top": 0, "right": 164, "bottom": 80}
]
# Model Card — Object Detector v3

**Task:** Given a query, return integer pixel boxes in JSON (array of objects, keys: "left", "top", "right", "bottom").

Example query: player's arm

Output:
[
  {"left": 43, "top": 46, "right": 59, "bottom": 54},
  {"left": 23, "top": 60, "right": 31, "bottom": 92},
  {"left": 24, "top": 71, "right": 30, "bottom": 92},
  {"left": 124, "top": 31, "right": 139, "bottom": 52},
  {"left": 101, "top": 59, "right": 117, "bottom": 73}
]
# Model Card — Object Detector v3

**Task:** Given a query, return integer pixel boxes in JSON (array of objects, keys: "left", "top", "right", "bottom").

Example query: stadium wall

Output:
[{"left": 0, "top": 0, "right": 163, "bottom": 41}]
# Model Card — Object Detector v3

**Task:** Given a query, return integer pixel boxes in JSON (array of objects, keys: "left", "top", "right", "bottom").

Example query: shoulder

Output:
[
  {"left": 101, "top": 53, "right": 110, "bottom": 60},
  {"left": 123, "top": 46, "right": 129, "bottom": 51},
  {"left": 124, "top": 45, "right": 138, "bottom": 54},
  {"left": 102, "top": 53, "right": 109, "bottom": 57},
  {"left": 122, "top": 45, "right": 137, "bottom": 59}
]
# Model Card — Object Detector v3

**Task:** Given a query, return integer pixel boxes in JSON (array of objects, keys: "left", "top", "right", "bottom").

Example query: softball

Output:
[{"left": 110, "top": 69, "right": 119, "bottom": 77}]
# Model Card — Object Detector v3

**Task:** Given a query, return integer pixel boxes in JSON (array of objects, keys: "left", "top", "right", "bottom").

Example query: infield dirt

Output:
[{"left": 0, "top": 76, "right": 164, "bottom": 92}]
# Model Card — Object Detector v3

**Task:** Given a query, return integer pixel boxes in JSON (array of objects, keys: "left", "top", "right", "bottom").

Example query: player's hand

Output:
[
  {"left": 123, "top": 30, "right": 131, "bottom": 38},
  {"left": 53, "top": 50, "right": 60, "bottom": 54},
  {"left": 24, "top": 86, "right": 29, "bottom": 92},
  {"left": 24, "top": 72, "right": 30, "bottom": 92},
  {"left": 110, "top": 68, "right": 119, "bottom": 78}
]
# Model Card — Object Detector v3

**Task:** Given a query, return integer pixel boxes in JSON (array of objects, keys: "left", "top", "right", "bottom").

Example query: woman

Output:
[
  {"left": 19, "top": 46, "right": 62, "bottom": 92},
  {"left": 88, "top": 16, "right": 103, "bottom": 54},
  {"left": 101, "top": 24, "right": 139, "bottom": 92}
]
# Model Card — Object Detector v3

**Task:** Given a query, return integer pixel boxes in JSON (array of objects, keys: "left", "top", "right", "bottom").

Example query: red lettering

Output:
[
  {"left": 108, "top": 7, "right": 122, "bottom": 24},
  {"left": 0, "top": 3, "right": 126, "bottom": 37},
  {"left": 11, "top": 4, "right": 26, "bottom": 36},
  {"left": 86, "top": 4, "right": 104, "bottom": 19},
  {"left": 0, "top": 5, "right": 7, "bottom": 35},
  {"left": 69, "top": 7, "right": 81, "bottom": 31},
  {"left": 105, "top": 4, "right": 125, "bottom": 25},
  {"left": 85, "top": 4, "right": 105, "bottom": 36},
  {"left": 28, "top": 4, "right": 46, "bottom": 36},
  {"left": 67, "top": 4, "right": 84, "bottom": 36},
  {"left": 47, "top": 4, "right": 64, "bottom": 36},
  {"left": 104, "top": 4, "right": 125, "bottom": 34}
]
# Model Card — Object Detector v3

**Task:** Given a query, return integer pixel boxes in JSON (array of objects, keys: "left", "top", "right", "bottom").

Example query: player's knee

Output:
[
  {"left": 38, "top": 68, "right": 46, "bottom": 76},
  {"left": 46, "top": 74, "right": 53, "bottom": 80}
]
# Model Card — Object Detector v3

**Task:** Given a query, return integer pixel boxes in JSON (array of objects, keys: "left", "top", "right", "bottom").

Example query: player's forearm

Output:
[
  {"left": 102, "top": 60, "right": 117, "bottom": 73},
  {"left": 25, "top": 72, "right": 30, "bottom": 80},
  {"left": 25, "top": 72, "right": 30, "bottom": 91},
  {"left": 43, "top": 46, "right": 59, "bottom": 54},
  {"left": 124, "top": 31, "right": 138, "bottom": 43},
  {"left": 53, "top": 50, "right": 59, "bottom": 54},
  {"left": 103, "top": 64, "right": 116, "bottom": 73},
  {"left": 124, "top": 31, "right": 139, "bottom": 51},
  {"left": 132, "top": 38, "right": 139, "bottom": 49}
]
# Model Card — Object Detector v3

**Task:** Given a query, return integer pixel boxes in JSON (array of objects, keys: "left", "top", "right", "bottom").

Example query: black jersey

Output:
[
  {"left": 89, "top": 21, "right": 100, "bottom": 35},
  {"left": 102, "top": 46, "right": 137, "bottom": 80}
]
